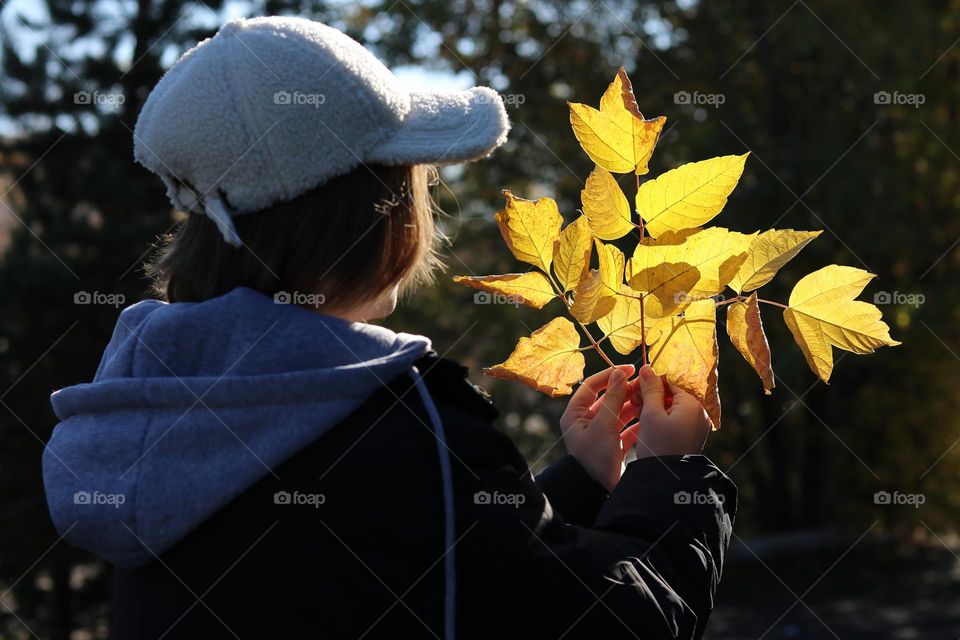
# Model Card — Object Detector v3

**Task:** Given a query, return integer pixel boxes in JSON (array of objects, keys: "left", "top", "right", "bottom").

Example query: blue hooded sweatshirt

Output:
[{"left": 43, "top": 287, "right": 433, "bottom": 568}]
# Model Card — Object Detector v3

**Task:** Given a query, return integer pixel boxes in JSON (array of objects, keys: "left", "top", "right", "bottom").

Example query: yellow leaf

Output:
[
  {"left": 568, "top": 68, "right": 667, "bottom": 175},
  {"left": 595, "top": 239, "right": 625, "bottom": 296},
  {"left": 730, "top": 229, "right": 823, "bottom": 293},
  {"left": 553, "top": 215, "right": 592, "bottom": 291},
  {"left": 783, "top": 265, "right": 901, "bottom": 382},
  {"left": 569, "top": 270, "right": 617, "bottom": 323},
  {"left": 726, "top": 293, "right": 775, "bottom": 394},
  {"left": 581, "top": 166, "right": 633, "bottom": 240},
  {"left": 626, "top": 261, "right": 700, "bottom": 316},
  {"left": 649, "top": 299, "right": 722, "bottom": 428},
  {"left": 452, "top": 272, "right": 557, "bottom": 309},
  {"left": 597, "top": 285, "right": 666, "bottom": 355},
  {"left": 485, "top": 317, "right": 585, "bottom": 397},
  {"left": 495, "top": 190, "right": 563, "bottom": 273},
  {"left": 637, "top": 153, "right": 749, "bottom": 238},
  {"left": 627, "top": 227, "right": 755, "bottom": 306}
]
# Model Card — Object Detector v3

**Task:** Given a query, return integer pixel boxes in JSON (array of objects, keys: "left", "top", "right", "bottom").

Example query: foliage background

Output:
[{"left": 1, "top": 0, "right": 958, "bottom": 637}]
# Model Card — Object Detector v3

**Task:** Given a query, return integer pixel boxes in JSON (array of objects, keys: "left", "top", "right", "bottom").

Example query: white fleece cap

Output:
[{"left": 133, "top": 16, "right": 510, "bottom": 246}]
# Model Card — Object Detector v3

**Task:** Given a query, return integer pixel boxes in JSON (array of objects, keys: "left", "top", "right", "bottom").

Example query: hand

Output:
[
  {"left": 560, "top": 365, "right": 641, "bottom": 492},
  {"left": 627, "top": 365, "right": 711, "bottom": 460}
]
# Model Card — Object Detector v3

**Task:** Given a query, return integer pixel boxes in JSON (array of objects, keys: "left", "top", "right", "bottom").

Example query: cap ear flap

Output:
[
  {"left": 161, "top": 174, "right": 201, "bottom": 214},
  {"left": 203, "top": 193, "right": 243, "bottom": 247}
]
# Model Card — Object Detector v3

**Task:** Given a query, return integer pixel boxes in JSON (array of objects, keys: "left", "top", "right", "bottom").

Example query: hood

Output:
[{"left": 43, "top": 287, "right": 431, "bottom": 568}]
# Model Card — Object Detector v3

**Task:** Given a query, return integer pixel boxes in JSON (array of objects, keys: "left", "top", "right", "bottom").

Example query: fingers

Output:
[
  {"left": 620, "top": 423, "right": 639, "bottom": 449},
  {"left": 569, "top": 365, "right": 635, "bottom": 412},
  {"left": 637, "top": 365, "right": 667, "bottom": 416},
  {"left": 665, "top": 383, "right": 697, "bottom": 412},
  {"left": 589, "top": 369, "right": 630, "bottom": 428},
  {"left": 616, "top": 400, "right": 641, "bottom": 429}
]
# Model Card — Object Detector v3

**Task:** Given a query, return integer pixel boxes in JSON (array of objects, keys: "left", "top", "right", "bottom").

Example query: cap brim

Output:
[{"left": 366, "top": 87, "right": 510, "bottom": 166}]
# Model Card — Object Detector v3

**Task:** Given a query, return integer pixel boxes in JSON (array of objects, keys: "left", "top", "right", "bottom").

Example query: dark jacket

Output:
[{"left": 110, "top": 352, "right": 736, "bottom": 639}]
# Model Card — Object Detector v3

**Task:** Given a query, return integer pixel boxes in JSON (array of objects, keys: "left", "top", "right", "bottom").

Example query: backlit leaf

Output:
[
  {"left": 569, "top": 69, "right": 667, "bottom": 175},
  {"left": 581, "top": 166, "right": 633, "bottom": 240},
  {"left": 553, "top": 215, "right": 592, "bottom": 291},
  {"left": 452, "top": 272, "right": 558, "bottom": 309},
  {"left": 485, "top": 317, "right": 585, "bottom": 397},
  {"left": 595, "top": 239, "right": 625, "bottom": 296},
  {"left": 626, "top": 261, "right": 700, "bottom": 316},
  {"left": 730, "top": 229, "right": 823, "bottom": 293},
  {"left": 637, "top": 153, "right": 749, "bottom": 238},
  {"left": 783, "top": 265, "right": 901, "bottom": 382},
  {"left": 495, "top": 190, "right": 563, "bottom": 273},
  {"left": 726, "top": 293, "right": 775, "bottom": 394},
  {"left": 569, "top": 270, "right": 617, "bottom": 323},
  {"left": 597, "top": 286, "right": 666, "bottom": 355},
  {"left": 649, "top": 299, "right": 721, "bottom": 428},
  {"left": 626, "top": 227, "right": 754, "bottom": 307}
]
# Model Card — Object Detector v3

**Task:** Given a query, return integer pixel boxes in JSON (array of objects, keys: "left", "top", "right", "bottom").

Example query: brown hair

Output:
[{"left": 147, "top": 164, "right": 441, "bottom": 312}]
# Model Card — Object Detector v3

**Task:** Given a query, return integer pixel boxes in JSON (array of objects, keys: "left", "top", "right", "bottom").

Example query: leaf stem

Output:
[
  {"left": 756, "top": 297, "right": 789, "bottom": 309},
  {"left": 635, "top": 172, "right": 648, "bottom": 366},
  {"left": 635, "top": 173, "right": 644, "bottom": 238},
  {"left": 713, "top": 294, "right": 789, "bottom": 310},
  {"left": 714, "top": 296, "right": 742, "bottom": 308},
  {"left": 639, "top": 293, "right": 648, "bottom": 365}
]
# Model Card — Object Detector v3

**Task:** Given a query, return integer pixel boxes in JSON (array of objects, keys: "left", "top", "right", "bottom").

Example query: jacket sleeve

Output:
[
  {"left": 534, "top": 455, "right": 609, "bottom": 526},
  {"left": 451, "top": 419, "right": 736, "bottom": 640}
]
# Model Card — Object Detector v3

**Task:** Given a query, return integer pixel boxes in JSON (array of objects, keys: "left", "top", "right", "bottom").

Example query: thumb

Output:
[
  {"left": 638, "top": 365, "right": 666, "bottom": 415},
  {"left": 591, "top": 369, "right": 629, "bottom": 428}
]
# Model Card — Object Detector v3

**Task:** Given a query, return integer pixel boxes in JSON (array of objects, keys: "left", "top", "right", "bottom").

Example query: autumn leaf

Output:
[
  {"left": 595, "top": 239, "right": 625, "bottom": 295},
  {"left": 485, "top": 317, "right": 585, "bottom": 397},
  {"left": 637, "top": 154, "right": 749, "bottom": 238},
  {"left": 783, "top": 265, "right": 901, "bottom": 382},
  {"left": 726, "top": 293, "right": 775, "bottom": 394},
  {"left": 730, "top": 229, "right": 823, "bottom": 293},
  {"left": 452, "top": 272, "right": 558, "bottom": 309},
  {"left": 569, "top": 270, "right": 617, "bottom": 323},
  {"left": 597, "top": 285, "right": 665, "bottom": 355},
  {"left": 553, "top": 215, "right": 592, "bottom": 291},
  {"left": 626, "top": 227, "right": 755, "bottom": 306},
  {"left": 495, "top": 190, "right": 563, "bottom": 273},
  {"left": 582, "top": 166, "right": 633, "bottom": 240},
  {"left": 569, "top": 68, "right": 667, "bottom": 175},
  {"left": 626, "top": 261, "right": 700, "bottom": 316},
  {"left": 648, "top": 299, "right": 722, "bottom": 428}
]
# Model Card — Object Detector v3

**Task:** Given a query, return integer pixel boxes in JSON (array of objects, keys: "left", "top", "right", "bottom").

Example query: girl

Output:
[{"left": 44, "top": 16, "right": 735, "bottom": 640}]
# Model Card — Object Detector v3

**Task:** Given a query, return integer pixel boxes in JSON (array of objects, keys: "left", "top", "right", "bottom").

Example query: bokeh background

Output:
[{"left": 1, "top": 1, "right": 958, "bottom": 638}]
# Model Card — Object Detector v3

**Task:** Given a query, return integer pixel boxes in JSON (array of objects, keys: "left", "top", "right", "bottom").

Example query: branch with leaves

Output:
[{"left": 453, "top": 68, "right": 900, "bottom": 429}]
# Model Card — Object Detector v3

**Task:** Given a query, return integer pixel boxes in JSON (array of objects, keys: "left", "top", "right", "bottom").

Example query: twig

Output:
[{"left": 547, "top": 271, "right": 616, "bottom": 368}]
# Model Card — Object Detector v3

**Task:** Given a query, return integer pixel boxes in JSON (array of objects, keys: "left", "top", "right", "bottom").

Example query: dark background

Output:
[{"left": 1, "top": 1, "right": 958, "bottom": 638}]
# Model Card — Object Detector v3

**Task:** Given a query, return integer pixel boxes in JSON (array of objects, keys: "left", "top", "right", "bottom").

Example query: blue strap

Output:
[{"left": 410, "top": 368, "right": 456, "bottom": 640}]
